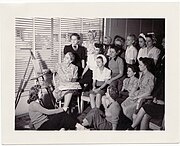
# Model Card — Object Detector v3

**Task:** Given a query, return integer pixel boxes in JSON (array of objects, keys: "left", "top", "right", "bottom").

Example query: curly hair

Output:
[
  {"left": 27, "top": 85, "right": 41, "bottom": 104},
  {"left": 108, "top": 86, "right": 119, "bottom": 101},
  {"left": 139, "top": 57, "right": 155, "bottom": 73}
]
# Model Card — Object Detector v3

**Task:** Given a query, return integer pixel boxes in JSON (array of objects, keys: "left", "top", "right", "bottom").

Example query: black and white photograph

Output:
[
  {"left": 15, "top": 17, "right": 165, "bottom": 131},
  {"left": 1, "top": 2, "right": 179, "bottom": 145}
]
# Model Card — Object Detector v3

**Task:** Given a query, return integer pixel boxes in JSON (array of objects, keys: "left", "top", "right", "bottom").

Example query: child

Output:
[
  {"left": 82, "top": 86, "right": 121, "bottom": 130},
  {"left": 89, "top": 54, "right": 111, "bottom": 109},
  {"left": 79, "top": 43, "right": 103, "bottom": 91},
  {"left": 125, "top": 34, "right": 138, "bottom": 65}
]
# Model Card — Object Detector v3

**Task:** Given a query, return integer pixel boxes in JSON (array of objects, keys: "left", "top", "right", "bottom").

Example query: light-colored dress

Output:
[
  {"left": 122, "top": 77, "right": 139, "bottom": 93},
  {"left": 53, "top": 63, "right": 78, "bottom": 101},
  {"left": 83, "top": 41, "right": 96, "bottom": 56},
  {"left": 121, "top": 71, "right": 155, "bottom": 120},
  {"left": 137, "top": 46, "right": 161, "bottom": 63}
]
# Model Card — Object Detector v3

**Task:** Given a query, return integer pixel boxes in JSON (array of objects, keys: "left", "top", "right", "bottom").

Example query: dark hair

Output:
[
  {"left": 94, "top": 43, "right": 103, "bottom": 54},
  {"left": 113, "top": 35, "right": 125, "bottom": 44},
  {"left": 127, "top": 64, "right": 139, "bottom": 78},
  {"left": 108, "top": 86, "right": 119, "bottom": 101},
  {"left": 70, "top": 33, "right": 80, "bottom": 40},
  {"left": 27, "top": 85, "right": 41, "bottom": 104},
  {"left": 139, "top": 57, "right": 155, "bottom": 73},
  {"left": 139, "top": 35, "right": 146, "bottom": 42},
  {"left": 110, "top": 44, "right": 121, "bottom": 53},
  {"left": 145, "top": 33, "right": 157, "bottom": 44},
  {"left": 96, "top": 56, "right": 104, "bottom": 63}
]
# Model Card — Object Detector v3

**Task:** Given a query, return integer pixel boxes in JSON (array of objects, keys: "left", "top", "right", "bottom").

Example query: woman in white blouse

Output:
[
  {"left": 89, "top": 54, "right": 111, "bottom": 109},
  {"left": 137, "top": 33, "right": 147, "bottom": 61}
]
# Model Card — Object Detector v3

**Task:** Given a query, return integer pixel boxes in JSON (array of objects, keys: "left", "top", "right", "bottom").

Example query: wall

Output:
[{"left": 105, "top": 18, "right": 165, "bottom": 44}]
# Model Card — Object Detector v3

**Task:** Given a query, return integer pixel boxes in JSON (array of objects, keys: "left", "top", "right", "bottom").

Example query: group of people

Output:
[{"left": 27, "top": 30, "right": 165, "bottom": 131}]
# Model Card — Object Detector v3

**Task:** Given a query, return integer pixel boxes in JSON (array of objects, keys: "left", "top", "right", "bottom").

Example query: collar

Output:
[{"left": 110, "top": 56, "right": 118, "bottom": 61}]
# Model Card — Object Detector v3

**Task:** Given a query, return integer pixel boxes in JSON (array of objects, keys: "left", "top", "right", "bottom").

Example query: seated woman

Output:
[
  {"left": 117, "top": 64, "right": 139, "bottom": 104},
  {"left": 107, "top": 44, "right": 125, "bottom": 92},
  {"left": 82, "top": 86, "right": 120, "bottom": 130},
  {"left": 28, "top": 85, "right": 87, "bottom": 130},
  {"left": 79, "top": 43, "right": 103, "bottom": 91},
  {"left": 89, "top": 54, "right": 111, "bottom": 109},
  {"left": 128, "top": 79, "right": 164, "bottom": 130},
  {"left": 52, "top": 52, "right": 78, "bottom": 111},
  {"left": 121, "top": 57, "right": 155, "bottom": 121}
]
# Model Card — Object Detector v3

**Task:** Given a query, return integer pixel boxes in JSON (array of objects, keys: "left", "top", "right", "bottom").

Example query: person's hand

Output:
[
  {"left": 106, "top": 79, "right": 112, "bottom": 84},
  {"left": 92, "top": 87, "right": 96, "bottom": 91},
  {"left": 153, "top": 97, "right": 157, "bottom": 103},
  {"left": 94, "top": 88, "right": 100, "bottom": 94}
]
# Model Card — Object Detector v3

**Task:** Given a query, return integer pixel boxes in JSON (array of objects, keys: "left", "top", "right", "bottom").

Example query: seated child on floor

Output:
[{"left": 82, "top": 86, "right": 120, "bottom": 130}]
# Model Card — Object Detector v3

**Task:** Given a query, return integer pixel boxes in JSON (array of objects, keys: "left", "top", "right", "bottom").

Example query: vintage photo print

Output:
[{"left": 0, "top": 2, "right": 179, "bottom": 145}]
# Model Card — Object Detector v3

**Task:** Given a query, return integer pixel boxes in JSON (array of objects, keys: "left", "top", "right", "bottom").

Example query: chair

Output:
[{"left": 80, "top": 92, "right": 90, "bottom": 113}]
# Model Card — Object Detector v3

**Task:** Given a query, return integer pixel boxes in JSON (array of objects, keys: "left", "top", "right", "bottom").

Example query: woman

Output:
[
  {"left": 82, "top": 30, "right": 97, "bottom": 56},
  {"left": 28, "top": 85, "right": 87, "bottom": 130},
  {"left": 137, "top": 33, "right": 147, "bottom": 60},
  {"left": 145, "top": 33, "right": 161, "bottom": 65},
  {"left": 118, "top": 64, "right": 139, "bottom": 104},
  {"left": 82, "top": 86, "right": 120, "bottom": 130},
  {"left": 53, "top": 52, "right": 79, "bottom": 111},
  {"left": 89, "top": 54, "right": 111, "bottom": 109},
  {"left": 121, "top": 57, "right": 155, "bottom": 121}
]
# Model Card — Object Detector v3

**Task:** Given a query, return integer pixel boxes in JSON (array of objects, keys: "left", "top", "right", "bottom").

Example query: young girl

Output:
[
  {"left": 137, "top": 33, "right": 147, "bottom": 60},
  {"left": 28, "top": 85, "right": 87, "bottom": 130},
  {"left": 82, "top": 86, "right": 120, "bottom": 130},
  {"left": 79, "top": 43, "right": 103, "bottom": 91},
  {"left": 118, "top": 64, "right": 139, "bottom": 103},
  {"left": 89, "top": 54, "right": 111, "bottom": 109},
  {"left": 125, "top": 34, "right": 138, "bottom": 65}
]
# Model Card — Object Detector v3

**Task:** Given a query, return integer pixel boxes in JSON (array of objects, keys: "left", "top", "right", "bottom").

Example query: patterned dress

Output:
[
  {"left": 53, "top": 63, "right": 78, "bottom": 101},
  {"left": 121, "top": 71, "right": 155, "bottom": 120}
]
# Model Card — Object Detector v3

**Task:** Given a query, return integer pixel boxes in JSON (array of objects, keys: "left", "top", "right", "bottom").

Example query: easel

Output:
[{"left": 15, "top": 50, "right": 56, "bottom": 109}]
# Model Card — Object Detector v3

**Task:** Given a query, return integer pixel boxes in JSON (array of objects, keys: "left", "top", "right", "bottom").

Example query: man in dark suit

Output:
[{"left": 64, "top": 33, "right": 86, "bottom": 80}]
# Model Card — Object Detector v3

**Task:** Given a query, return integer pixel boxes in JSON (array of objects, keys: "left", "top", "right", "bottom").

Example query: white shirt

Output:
[
  {"left": 86, "top": 54, "right": 97, "bottom": 71},
  {"left": 137, "top": 46, "right": 161, "bottom": 61},
  {"left": 137, "top": 47, "right": 148, "bottom": 60},
  {"left": 125, "top": 45, "right": 138, "bottom": 64},
  {"left": 93, "top": 67, "right": 111, "bottom": 81}
]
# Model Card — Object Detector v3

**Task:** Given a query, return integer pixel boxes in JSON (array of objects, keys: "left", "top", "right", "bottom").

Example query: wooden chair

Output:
[{"left": 80, "top": 92, "right": 90, "bottom": 113}]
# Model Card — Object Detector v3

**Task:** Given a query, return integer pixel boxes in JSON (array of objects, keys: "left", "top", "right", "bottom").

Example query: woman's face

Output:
[
  {"left": 71, "top": 35, "right": 79, "bottom": 46},
  {"left": 127, "top": 67, "right": 135, "bottom": 78},
  {"left": 139, "top": 38, "right": 146, "bottom": 48},
  {"left": 115, "top": 38, "right": 122, "bottom": 46},
  {"left": 94, "top": 47, "right": 100, "bottom": 55},
  {"left": 146, "top": 37, "right": 153, "bottom": 48},
  {"left": 64, "top": 53, "right": 72, "bottom": 64},
  {"left": 138, "top": 60, "right": 146, "bottom": 72},
  {"left": 96, "top": 58, "right": 104, "bottom": 68},
  {"left": 109, "top": 48, "right": 117, "bottom": 58},
  {"left": 88, "top": 32, "right": 94, "bottom": 41},
  {"left": 126, "top": 36, "right": 134, "bottom": 46}
]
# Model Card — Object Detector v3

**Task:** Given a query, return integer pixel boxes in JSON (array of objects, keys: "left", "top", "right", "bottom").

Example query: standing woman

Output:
[
  {"left": 137, "top": 33, "right": 147, "bottom": 61},
  {"left": 82, "top": 30, "right": 97, "bottom": 56},
  {"left": 89, "top": 54, "right": 111, "bottom": 109},
  {"left": 64, "top": 33, "right": 86, "bottom": 79},
  {"left": 28, "top": 85, "right": 87, "bottom": 130},
  {"left": 121, "top": 57, "right": 155, "bottom": 121},
  {"left": 145, "top": 33, "right": 161, "bottom": 65}
]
